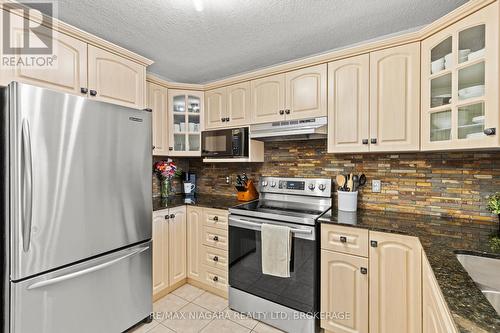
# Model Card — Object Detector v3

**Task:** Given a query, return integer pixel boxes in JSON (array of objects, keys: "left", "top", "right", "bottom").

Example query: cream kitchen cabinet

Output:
[
  {"left": 421, "top": 1, "right": 499, "bottom": 151},
  {"left": 147, "top": 82, "right": 169, "bottom": 155},
  {"left": 369, "top": 42, "right": 420, "bottom": 152},
  {"left": 152, "top": 206, "right": 187, "bottom": 300},
  {"left": 168, "top": 90, "right": 204, "bottom": 156},
  {"left": 327, "top": 54, "right": 370, "bottom": 153},
  {"left": 88, "top": 45, "right": 146, "bottom": 109},
  {"left": 168, "top": 206, "right": 187, "bottom": 286},
  {"left": 152, "top": 210, "right": 170, "bottom": 298},
  {"left": 187, "top": 206, "right": 203, "bottom": 281},
  {"left": 423, "top": 255, "right": 458, "bottom": 333},
  {"left": 369, "top": 231, "right": 422, "bottom": 333},
  {"left": 321, "top": 250, "right": 368, "bottom": 333},
  {"left": 251, "top": 64, "right": 327, "bottom": 124},
  {"left": 205, "top": 82, "right": 251, "bottom": 129}
]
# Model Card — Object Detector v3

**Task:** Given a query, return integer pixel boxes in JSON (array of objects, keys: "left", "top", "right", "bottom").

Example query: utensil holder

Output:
[{"left": 338, "top": 191, "right": 358, "bottom": 212}]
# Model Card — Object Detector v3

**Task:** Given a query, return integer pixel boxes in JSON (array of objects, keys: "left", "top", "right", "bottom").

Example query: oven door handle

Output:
[{"left": 229, "top": 218, "right": 312, "bottom": 235}]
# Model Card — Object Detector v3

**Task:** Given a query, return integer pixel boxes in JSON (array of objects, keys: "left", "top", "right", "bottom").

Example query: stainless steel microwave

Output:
[{"left": 201, "top": 127, "right": 249, "bottom": 158}]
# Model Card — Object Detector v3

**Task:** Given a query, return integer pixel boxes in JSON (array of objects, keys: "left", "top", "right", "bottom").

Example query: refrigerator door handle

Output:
[
  {"left": 27, "top": 245, "right": 150, "bottom": 290},
  {"left": 21, "top": 118, "right": 33, "bottom": 252}
]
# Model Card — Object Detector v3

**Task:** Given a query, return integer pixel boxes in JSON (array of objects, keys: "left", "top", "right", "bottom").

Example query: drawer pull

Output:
[
  {"left": 170, "top": 214, "right": 175, "bottom": 219},
  {"left": 371, "top": 240, "right": 378, "bottom": 248},
  {"left": 213, "top": 256, "right": 219, "bottom": 262},
  {"left": 213, "top": 236, "right": 219, "bottom": 241},
  {"left": 360, "top": 267, "right": 368, "bottom": 275},
  {"left": 340, "top": 236, "right": 347, "bottom": 243},
  {"left": 164, "top": 215, "right": 169, "bottom": 220},
  {"left": 80, "top": 87, "right": 88, "bottom": 94},
  {"left": 212, "top": 216, "right": 218, "bottom": 221},
  {"left": 89, "top": 89, "right": 97, "bottom": 96},
  {"left": 213, "top": 276, "right": 218, "bottom": 282}
]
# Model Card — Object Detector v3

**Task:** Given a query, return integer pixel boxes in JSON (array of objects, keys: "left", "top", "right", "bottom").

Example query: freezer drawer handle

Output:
[
  {"left": 27, "top": 246, "right": 150, "bottom": 290},
  {"left": 21, "top": 119, "right": 33, "bottom": 252},
  {"left": 230, "top": 218, "right": 312, "bottom": 235}
]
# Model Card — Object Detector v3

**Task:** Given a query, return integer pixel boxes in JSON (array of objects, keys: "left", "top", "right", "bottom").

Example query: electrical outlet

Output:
[
  {"left": 372, "top": 180, "right": 381, "bottom": 193},
  {"left": 225, "top": 176, "right": 230, "bottom": 184}
]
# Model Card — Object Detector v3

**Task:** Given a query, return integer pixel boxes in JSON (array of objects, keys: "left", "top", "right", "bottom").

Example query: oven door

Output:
[{"left": 228, "top": 215, "right": 318, "bottom": 313}]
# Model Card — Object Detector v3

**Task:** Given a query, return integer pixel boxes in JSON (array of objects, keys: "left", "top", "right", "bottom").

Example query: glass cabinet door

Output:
[
  {"left": 168, "top": 90, "right": 204, "bottom": 156},
  {"left": 421, "top": 2, "right": 499, "bottom": 150}
]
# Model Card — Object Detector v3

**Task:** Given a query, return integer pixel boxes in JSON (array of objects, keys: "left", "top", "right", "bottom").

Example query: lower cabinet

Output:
[
  {"left": 321, "top": 225, "right": 455, "bottom": 333},
  {"left": 423, "top": 255, "right": 458, "bottom": 333},
  {"left": 152, "top": 206, "right": 187, "bottom": 300},
  {"left": 321, "top": 250, "right": 368, "bottom": 333}
]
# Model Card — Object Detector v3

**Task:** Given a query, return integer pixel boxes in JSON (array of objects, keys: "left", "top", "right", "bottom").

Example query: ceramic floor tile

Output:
[
  {"left": 252, "top": 321, "right": 285, "bottom": 333},
  {"left": 162, "top": 303, "right": 213, "bottom": 333},
  {"left": 192, "top": 292, "right": 228, "bottom": 312},
  {"left": 147, "top": 324, "right": 175, "bottom": 333},
  {"left": 172, "top": 283, "right": 205, "bottom": 302},
  {"left": 153, "top": 293, "right": 189, "bottom": 316},
  {"left": 201, "top": 317, "right": 251, "bottom": 333},
  {"left": 223, "top": 308, "right": 258, "bottom": 330},
  {"left": 125, "top": 319, "right": 160, "bottom": 333}
]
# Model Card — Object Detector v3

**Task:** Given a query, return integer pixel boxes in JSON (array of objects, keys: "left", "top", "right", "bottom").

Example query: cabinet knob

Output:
[
  {"left": 360, "top": 267, "right": 368, "bottom": 275},
  {"left": 212, "top": 276, "right": 218, "bottom": 282},
  {"left": 164, "top": 215, "right": 169, "bottom": 220},
  {"left": 144, "top": 108, "right": 152, "bottom": 112},
  {"left": 221, "top": 118, "right": 226, "bottom": 122},
  {"left": 213, "top": 256, "right": 219, "bottom": 262},
  {"left": 362, "top": 139, "right": 369, "bottom": 145},
  {"left": 279, "top": 110, "right": 285, "bottom": 115},
  {"left": 340, "top": 236, "right": 347, "bottom": 243},
  {"left": 89, "top": 90, "right": 97, "bottom": 96},
  {"left": 169, "top": 214, "right": 175, "bottom": 219},
  {"left": 213, "top": 236, "right": 219, "bottom": 241},
  {"left": 213, "top": 216, "right": 218, "bottom": 221},
  {"left": 169, "top": 147, "right": 173, "bottom": 151},
  {"left": 80, "top": 87, "right": 88, "bottom": 94},
  {"left": 484, "top": 128, "right": 496, "bottom": 136},
  {"left": 370, "top": 240, "right": 378, "bottom": 248},
  {"left": 370, "top": 138, "right": 377, "bottom": 144},
  {"left": 285, "top": 109, "right": 290, "bottom": 115},
  {"left": 225, "top": 117, "right": 230, "bottom": 122}
]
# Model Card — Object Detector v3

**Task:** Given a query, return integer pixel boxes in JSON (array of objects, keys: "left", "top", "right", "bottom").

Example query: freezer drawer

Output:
[{"left": 10, "top": 242, "right": 152, "bottom": 333}]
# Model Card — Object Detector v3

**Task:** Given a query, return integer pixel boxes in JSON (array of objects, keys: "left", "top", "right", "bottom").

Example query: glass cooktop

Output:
[{"left": 231, "top": 199, "right": 327, "bottom": 220}]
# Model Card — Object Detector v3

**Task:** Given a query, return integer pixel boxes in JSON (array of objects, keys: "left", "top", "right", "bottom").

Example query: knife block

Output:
[{"left": 237, "top": 180, "right": 259, "bottom": 202}]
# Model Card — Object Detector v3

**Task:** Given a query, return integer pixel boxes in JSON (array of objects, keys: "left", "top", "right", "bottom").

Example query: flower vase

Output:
[{"left": 160, "top": 179, "right": 172, "bottom": 198}]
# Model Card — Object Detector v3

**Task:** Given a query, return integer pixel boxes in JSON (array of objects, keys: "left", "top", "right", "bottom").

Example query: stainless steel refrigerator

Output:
[{"left": 1, "top": 82, "right": 153, "bottom": 333}]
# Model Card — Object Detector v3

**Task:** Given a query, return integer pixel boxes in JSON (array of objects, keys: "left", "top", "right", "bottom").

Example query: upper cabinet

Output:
[
  {"left": 328, "top": 54, "right": 370, "bottom": 153},
  {"left": 251, "top": 64, "right": 327, "bottom": 124},
  {"left": 205, "top": 82, "right": 251, "bottom": 129},
  {"left": 421, "top": 2, "right": 499, "bottom": 150},
  {"left": 285, "top": 64, "right": 327, "bottom": 121},
  {"left": 168, "top": 89, "right": 204, "bottom": 156},
  {"left": 147, "top": 82, "right": 168, "bottom": 155},
  {"left": 369, "top": 42, "right": 420, "bottom": 152},
  {"left": 88, "top": 45, "right": 146, "bottom": 109}
]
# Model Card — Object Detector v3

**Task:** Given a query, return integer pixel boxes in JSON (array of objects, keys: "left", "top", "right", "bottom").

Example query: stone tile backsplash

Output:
[{"left": 154, "top": 139, "right": 500, "bottom": 223}]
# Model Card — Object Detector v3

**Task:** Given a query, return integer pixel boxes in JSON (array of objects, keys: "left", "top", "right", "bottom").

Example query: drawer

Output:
[
  {"left": 202, "top": 265, "right": 228, "bottom": 291},
  {"left": 203, "top": 208, "right": 228, "bottom": 230},
  {"left": 321, "top": 224, "right": 369, "bottom": 257},
  {"left": 203, "top": 226, "right": 228, "bottom": 250},
  {"left": 201, "top": 245, "right": 228, "bottom": 271}
]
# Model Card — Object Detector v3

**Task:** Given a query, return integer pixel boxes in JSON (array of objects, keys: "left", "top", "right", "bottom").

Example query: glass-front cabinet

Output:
[
  {"left": 167, "top": 90, "right": 204, "bottom": 156},
  {"left": 421, "top": 2, "right": 499, "bottom": 150}
]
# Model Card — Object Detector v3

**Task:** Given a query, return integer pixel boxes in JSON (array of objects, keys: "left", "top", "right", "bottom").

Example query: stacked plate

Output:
[{"left": 458, "top": 85, "right": 485, "bottom": 99}]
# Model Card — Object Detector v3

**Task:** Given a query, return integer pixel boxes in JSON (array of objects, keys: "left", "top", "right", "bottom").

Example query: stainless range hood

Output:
[{"left": 250, "top": 117, "right": 327, "bottom": 141}]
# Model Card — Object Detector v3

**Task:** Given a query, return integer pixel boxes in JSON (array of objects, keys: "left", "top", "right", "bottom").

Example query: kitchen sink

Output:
[{"left": 456, "top": 253, "right": 500, "bottom": 315}]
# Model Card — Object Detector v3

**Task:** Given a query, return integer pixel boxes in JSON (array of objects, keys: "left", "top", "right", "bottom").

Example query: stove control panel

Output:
[{"left": 260, "top": 177, "right": 332, "bottom": 197}]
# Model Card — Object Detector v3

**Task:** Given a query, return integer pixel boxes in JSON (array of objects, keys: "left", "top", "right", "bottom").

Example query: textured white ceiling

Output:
[{"left": 35, "top": 0, "right": 467, "bottom": 83}]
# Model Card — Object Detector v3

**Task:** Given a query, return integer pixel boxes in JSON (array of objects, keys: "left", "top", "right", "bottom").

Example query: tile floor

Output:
[{"left": 127, "top": 284, "right": 284, "bottom": 333}]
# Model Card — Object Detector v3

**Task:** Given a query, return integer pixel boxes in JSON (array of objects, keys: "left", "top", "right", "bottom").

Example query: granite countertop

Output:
[
  {"left": 153, "top": 193, "right": 243, "bottom": 211},
  {"left": 319, "top": 209, "right": 500, "bottom": 333}
]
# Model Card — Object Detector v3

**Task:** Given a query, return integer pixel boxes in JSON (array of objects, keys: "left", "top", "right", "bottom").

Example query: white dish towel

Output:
[{"left": 261, "top": 223, "right": 292, "bottom": 278}]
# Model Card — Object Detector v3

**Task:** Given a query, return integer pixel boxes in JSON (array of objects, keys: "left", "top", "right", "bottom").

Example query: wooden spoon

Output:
[{"left": 336, "top": 175, "right": 346, "bottom": 191}]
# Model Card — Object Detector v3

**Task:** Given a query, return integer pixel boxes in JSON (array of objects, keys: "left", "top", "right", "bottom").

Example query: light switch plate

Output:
[{"left": 372, "top": 180, "right": 381, "bottom": 193}]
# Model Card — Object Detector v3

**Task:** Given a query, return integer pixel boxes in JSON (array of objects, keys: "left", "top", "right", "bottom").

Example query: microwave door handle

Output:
[
  {"left": 230, "top": 218, "right": 312, "bottom": 235},
  {"left": 21, "top": 119, "right": 33, "bottom": 252}
]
